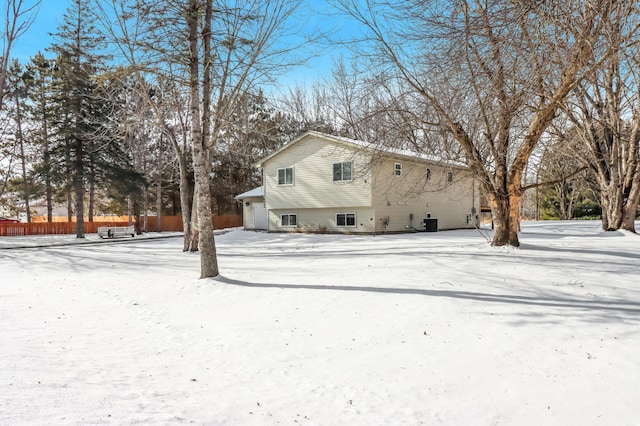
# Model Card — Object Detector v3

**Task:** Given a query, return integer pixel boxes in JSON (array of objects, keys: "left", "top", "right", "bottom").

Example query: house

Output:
[{"left": 236, "top": 131, "right": 480, "bottom": 234}]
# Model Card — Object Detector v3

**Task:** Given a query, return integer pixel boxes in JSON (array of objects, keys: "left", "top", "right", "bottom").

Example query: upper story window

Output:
[
  {"left": 333, "top": 161, "right": 352, "bottom": 181},
  {"left": 447, "top": 170, "right": 453, "bottom": 183},
  {"left": 278, "top": 167, "right": 294, "bottom": 185},
  {"left": 426, "top": 168, "right": 432, "bottom": 180},
  {"left": 394, "top": 162, "right": 402, "bottom": 176}
]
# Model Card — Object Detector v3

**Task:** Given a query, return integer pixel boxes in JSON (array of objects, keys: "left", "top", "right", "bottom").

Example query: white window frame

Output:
[
  {"left": 281, "top": 213, "right": 297, "bottom": 227},
  {"left": 333, "top": 161, "right": 353, "bottom": 182},
  {"left": 336, "top": 212, "right": 356, "bottom": 227},
  {"left": 277, "top": 167, "right": 294, "bottom": 185},
  {"left": 394, "top": 162, "right": 402, "bottom": 176},
  {"left": 447, "top": 170, "right": 453, "bottom": 183}
]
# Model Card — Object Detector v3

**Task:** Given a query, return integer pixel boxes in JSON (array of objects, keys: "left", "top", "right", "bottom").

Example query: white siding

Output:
[
  {"left": 241, "top": 196, "right": 264, "bottom": 230},
  {"left": 371, "top": 157, "right": 480, "bottom": 232},
  {"left": 259, "top": 132, "right": 479, "bottom": 234},
  {"left": 263, "top": 135, "right": 372, "bottom": 210},
  {"left": 269, "top": 207, "right": 375, "bottom": 233}
]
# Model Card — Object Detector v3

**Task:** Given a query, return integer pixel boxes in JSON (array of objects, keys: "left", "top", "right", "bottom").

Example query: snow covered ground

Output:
[{"left": 1, "top": 221, "right": 639, "bottom": 425}]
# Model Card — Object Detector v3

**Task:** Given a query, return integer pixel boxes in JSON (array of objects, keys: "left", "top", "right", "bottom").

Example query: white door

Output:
[{"left": 252, "top": 202, "right": 267, "bottom": 230}]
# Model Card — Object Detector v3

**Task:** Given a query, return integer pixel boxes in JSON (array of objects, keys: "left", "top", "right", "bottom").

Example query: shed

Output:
[{"left": 235, "top": 186, "right": 267, "bottom": 230}]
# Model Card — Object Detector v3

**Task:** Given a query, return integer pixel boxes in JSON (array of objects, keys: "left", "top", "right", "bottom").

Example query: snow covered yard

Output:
[{"left": 1, "top": 221, "right": 639, "bottom": 425}]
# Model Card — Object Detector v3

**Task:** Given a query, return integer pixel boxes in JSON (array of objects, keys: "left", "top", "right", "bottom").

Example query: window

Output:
[
  {"left": 447, "top": 171, "right": 453, "bottom": 183},
  {"left": 278, "top": 167, "right": 294, "bottom": 185},
  {"left": 336, "top": 213, "right": 356, "bottom": 227},
  {"left": 394, "top": 162, "right": 402, "bottom": 176},
  {"left": 281, "top": 214, "right": 297, "bottom": 226},
  {"left": 426, "top": 168, "right": 432, "bottom": 180},
  {"left": 333, "top": 161, "right": 352, "bottom": 181}
]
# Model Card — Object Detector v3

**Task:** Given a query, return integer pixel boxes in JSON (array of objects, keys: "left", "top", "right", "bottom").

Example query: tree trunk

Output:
[
  {"left": 132, "top": 200, "right": 142, "bottom": 235},
  {"left": 621, "top": 177, "right": 640, "bottom": 232},
  {"left": 488, "top": 190, "right": 521, "bottom": 247},
  {"left": 156, "top": 174, "right": 162, "bottom": 232},
  {"left": 189, "top": 187, "right": 199, "bottom": 252},
  {"left": 74, "top": 139, "right": 85, "bottom": 239},
  {"left": 143, "top": 184, "right": 148, "bottom": 233},
  {"left": 88, "top": 175, "right": 94, "bottom": 222},
  {"left": 45, "top": 143, "right": 52, "bottom": 222},
  {"left": 127, "top": 196, "right": 133, "bottom": 225},
  {"left": 600, "top": 184, "right": 624, "bottom": 231},
  {"left": 177, "top": 154, "right": 193, "bottom": 251},
  {"left": 67, "top": 190, "right": 73, "bottom": 222},
  {"left": 16, "top": 94, "right": 30, "bottom": 223},
  {"left": 192, "top": 149, "right": 217, "bottom": 277},
  {"left": 508, "top": 192, "right": 522, "bottom": 247},
  {"left": 621, "top": 205, "right": 638, "bottom": 233},
  {"left": 488, "top": 192, "right": 509, "bottom": 246},
  {"left": 187, "top": 0, "right": 218, "bottom": 278},
  {"left": 74, "top": 194, "right": 84, "bottom": 237}
]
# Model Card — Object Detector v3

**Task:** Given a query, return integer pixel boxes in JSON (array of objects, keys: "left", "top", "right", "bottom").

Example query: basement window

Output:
[
  {"left": 336, "top": 213, "right": 356, "bottom": 227},
  {"left": 281, "top": 214, "right": 297, "bottom": 227}
]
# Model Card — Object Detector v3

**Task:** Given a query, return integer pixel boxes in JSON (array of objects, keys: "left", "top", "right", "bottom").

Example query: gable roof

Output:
[
  {"left": 255, "top": 130, "right": 467, "bottom": 169},
  {"left": 234, "top": 186, "right": 264, "bottom": 200}
]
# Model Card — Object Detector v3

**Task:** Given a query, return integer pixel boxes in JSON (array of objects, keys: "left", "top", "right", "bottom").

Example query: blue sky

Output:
[
  {"left": 10, "top": 0, "right": 358, "bottom": 89},
  {"left": 11, "top": 0, "right": 67, "bottom": 62}
]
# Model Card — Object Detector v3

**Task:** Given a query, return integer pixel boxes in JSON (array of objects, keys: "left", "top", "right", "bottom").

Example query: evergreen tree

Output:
[
  {"left": 24, "top": 52, "right": 56, "bottom": 222},
  {"left": 49, "top": 0, "right": 109, "bottom": 237},
  {"left": 4, "top": 4, "right": 147, "bottom": 226}
]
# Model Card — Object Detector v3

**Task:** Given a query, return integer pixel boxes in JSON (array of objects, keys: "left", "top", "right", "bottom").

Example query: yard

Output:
[{"left": 1, "top": 221, "right": 639, "bottom": 425}]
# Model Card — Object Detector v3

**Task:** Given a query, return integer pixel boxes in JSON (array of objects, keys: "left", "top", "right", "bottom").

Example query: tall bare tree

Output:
[
  {"left": 98, "top": 0, "right": 306, "bottom": 277},
  {"left": 334, "top": 0, "right": 621, "bottom": 246},
  {"left": 0, "top": 0, "right": 40, "bottom": 109},
  {"left": 559, "top": 2, "right": 640, "bottom": 232}
]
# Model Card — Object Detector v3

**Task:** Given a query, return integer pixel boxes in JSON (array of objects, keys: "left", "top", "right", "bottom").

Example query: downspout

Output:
[
  {"left": 472, "top": 178, "right": 476, "bottom": 213},
  {"left": 262, "top": 167, "right": 269, "bottom": 233}
]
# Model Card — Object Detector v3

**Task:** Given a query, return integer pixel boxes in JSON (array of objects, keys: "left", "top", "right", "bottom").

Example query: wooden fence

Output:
[{"left": 0, "top": 215, "right": 242, "bottom": 237}]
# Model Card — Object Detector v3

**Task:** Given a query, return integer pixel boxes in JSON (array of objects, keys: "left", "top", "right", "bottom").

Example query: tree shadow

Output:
[
  {"left": 520, "top": 243, "right": 640, "bottom": 261},
  {"left": 216, "top": 275, "right": 640, "bottom": 318}
]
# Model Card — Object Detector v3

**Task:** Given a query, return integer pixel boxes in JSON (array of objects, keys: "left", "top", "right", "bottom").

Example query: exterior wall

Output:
[
  {"left": 262, "top": 135, "right": 372, "bottom": 211},
  {"left": 371, "top": 156, "right": 480, "bottom": 233},
  {"left": 268, "top": 207, "right": 376, "bottom": 234},
  {"left": 241, "top": 196, "right": 264, "bottom": 230},
  {"left": 259, "top": 132, "right": 480, "bottom": 234}
]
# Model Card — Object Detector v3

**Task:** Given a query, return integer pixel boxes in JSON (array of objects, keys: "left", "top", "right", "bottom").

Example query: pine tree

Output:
[
  {"left": 24, "top": 52, "right": 56, "bottom": 222},
  {"left": 49, "top": 0, "right": 109, "bottom": 237}
]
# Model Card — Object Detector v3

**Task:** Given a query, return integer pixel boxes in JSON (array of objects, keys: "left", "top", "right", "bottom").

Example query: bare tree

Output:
[
  {"left": 0, "top": 1, "right": 40, "bottom": 206},
  {"left": 0, "top": 0, "right": 40, "bottom": 109},
  {"left": 98, "top": 0, "right": 307, "bottom": 277},
  {"left": 534, "top": 137, "right": 589, "bottom": 221},
  {"left": 334, "top": 0, "right": 621, "bottom": 246},
  {"left": 559, "top": 2, "right": 640, "bottom": 232}
]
